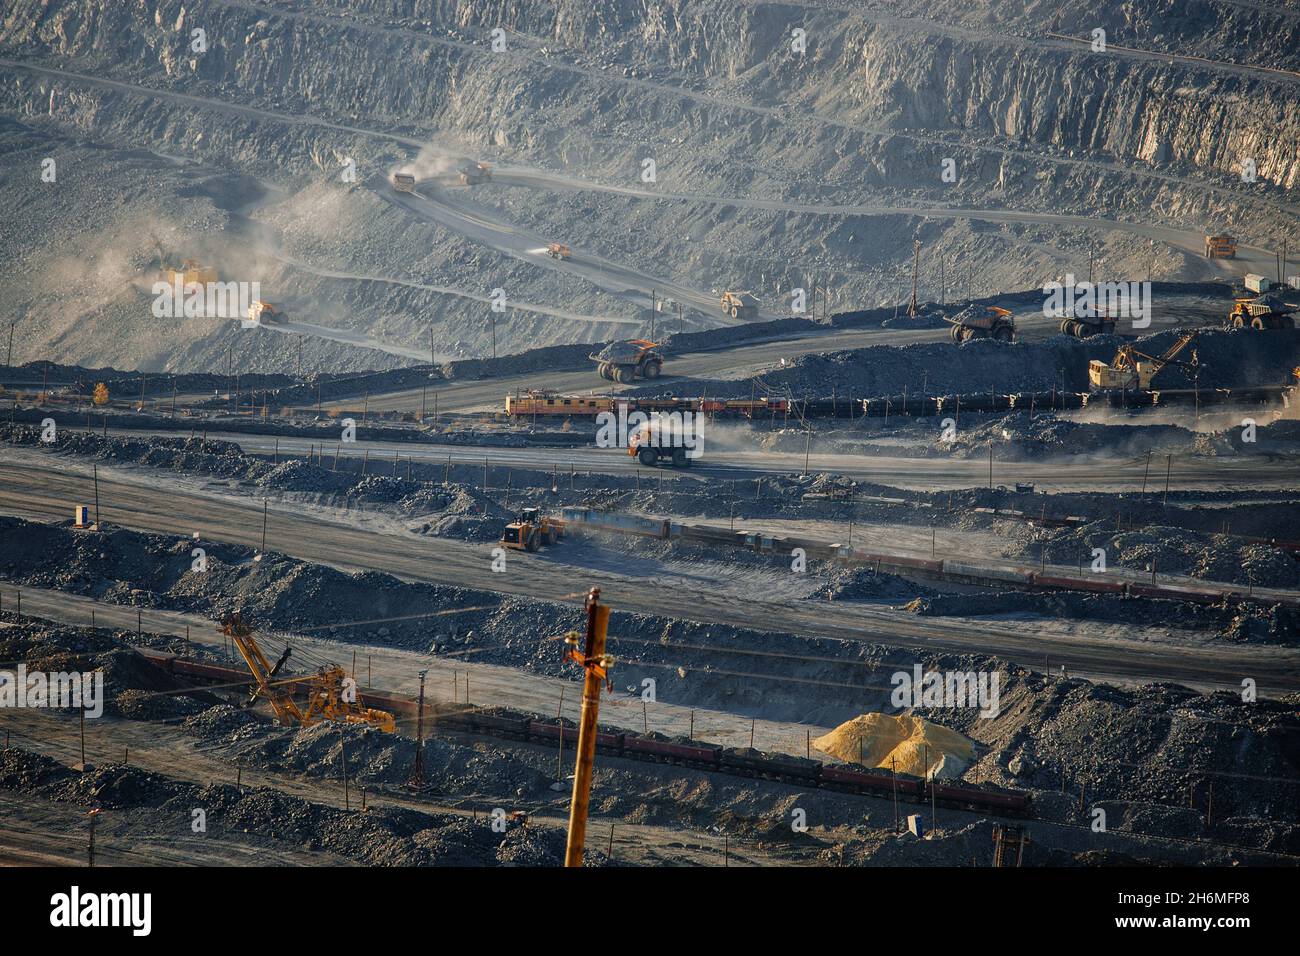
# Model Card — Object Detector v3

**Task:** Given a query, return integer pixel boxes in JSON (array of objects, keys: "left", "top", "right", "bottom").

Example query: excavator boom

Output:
[{"left": 220, "top": 612, "right": 393, "bottom": 732}]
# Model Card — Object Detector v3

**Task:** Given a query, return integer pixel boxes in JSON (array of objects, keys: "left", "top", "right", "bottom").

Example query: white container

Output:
[{"left": 1244, "top": 274, "right": 1271, "bottom": 293}]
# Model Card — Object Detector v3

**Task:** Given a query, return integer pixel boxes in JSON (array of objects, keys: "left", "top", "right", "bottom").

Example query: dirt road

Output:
[{"left": 2, "top": 460, "right": 1296, "bottom": 693}]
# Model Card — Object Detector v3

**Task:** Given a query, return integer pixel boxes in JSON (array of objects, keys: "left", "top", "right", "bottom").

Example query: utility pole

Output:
[
  {"left": 87, "top": 808, "right": 101, "bottom": 867},
  {"left": 908, "top": 237, "right": 921, "bottom": 318},
  {"left": 650, "top": 289, "right": 656, "bottom": 340},
  {"left": 5, "top": 319, "right": 14, "bottom": 367},
  {"left": 562, "top": 588, "right": 612, "bottom": 867},
  {"left": 260, "top": 499, "right": 268, "bottom": 554},
  {"left": 409, "top": 669, "right": 427, "bottom": 787},
  {"left": 341, "top": 731, "right": 350, "bottom": 810}
]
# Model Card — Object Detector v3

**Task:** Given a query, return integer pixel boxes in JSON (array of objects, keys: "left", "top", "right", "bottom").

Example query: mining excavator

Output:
[
  {"left": 220, "top": 612, "right": 396, "bottom": 732},
  {"left": 1088, "top": 332, "right": 1198, "bottom": 391}
]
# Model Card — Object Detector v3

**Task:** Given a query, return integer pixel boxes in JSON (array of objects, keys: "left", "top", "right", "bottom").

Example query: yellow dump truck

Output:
[
  {"left": 946, "top": 305, "right": 1016, "bottom": 343},
  {"left": 720, "top": 290, "right": 759, "bottom": 320},
  {"left": 392, "top": 172, "right": 416, "bottom": 193},
  {"left": 1227, "top": 294, "right": 1297, "bottom": 330},
  {"left": 246, "top": 301, "right": 284, "bottom": 325},
  {"left": 1204, "top": 234, "right": 1237, "bottom": 259},
  {"left": 547, "top": 242, "right": 571, "bottom": 260}
]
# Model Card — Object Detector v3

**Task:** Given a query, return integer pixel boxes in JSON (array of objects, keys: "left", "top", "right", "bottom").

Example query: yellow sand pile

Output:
[{"left": 813, "top": 713, "right": 976, "bottom": 780}]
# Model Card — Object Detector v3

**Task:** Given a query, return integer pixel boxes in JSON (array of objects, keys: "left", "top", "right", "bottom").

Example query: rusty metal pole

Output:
[
  {"left": 564, "top": 588, "right": 611, "bottom": 868},
  {"left": 409, "top": 669, "right": 428, "bottom": 787}
]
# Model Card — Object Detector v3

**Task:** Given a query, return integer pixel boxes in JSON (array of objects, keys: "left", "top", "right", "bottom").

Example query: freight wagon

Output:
[{"left": 143, "top": 653, "right": 1037, "bottom": 821}]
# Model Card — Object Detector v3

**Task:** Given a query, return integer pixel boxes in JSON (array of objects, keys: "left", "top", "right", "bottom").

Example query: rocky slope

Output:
[{"left": 0, "top": 0, "right": 1295, "bottom": 372}]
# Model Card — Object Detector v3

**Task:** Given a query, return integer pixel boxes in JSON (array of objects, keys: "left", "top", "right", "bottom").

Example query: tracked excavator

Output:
[
  {"left": 220, "top": 612, "right": 395, "bottom": 732},
  {"left": 1088, "top": 332, "right": 1199, "bottom": 392}
]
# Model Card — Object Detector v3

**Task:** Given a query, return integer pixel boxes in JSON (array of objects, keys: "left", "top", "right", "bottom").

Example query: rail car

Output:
[
  {"left": 504, "top": 394, "right": 617, "bottom": 417},
  {"left": 504, "top": 393, "right": 789, "bottom": 418},
  {"left": 143, "top": 653, "right": 1036, "bottom": 820}
]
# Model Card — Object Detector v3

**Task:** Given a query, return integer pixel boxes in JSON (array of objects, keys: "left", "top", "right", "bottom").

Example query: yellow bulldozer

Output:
[
  {"left": 499, "top": 507, "right": 565, "bottom": 552},
  {"left": 1088, "top": 332, "right": 1197, "bottom": 391},
  {"left": 460, "top": 162, "right": 492, "bottom": 185},
  {"left": 220, "top": 612, "right": 395, "bottom": 733},
  {"left": 165, "top": 259, "right": 218, "bottom": 287}
]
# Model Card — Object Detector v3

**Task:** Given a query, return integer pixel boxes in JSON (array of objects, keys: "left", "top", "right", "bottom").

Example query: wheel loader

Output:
[
  {"left": 500, "top": 507, "right": 565, "bottom": 552},
  {"left": 590, "top": 339, "right": 664, "bottom": 383}
]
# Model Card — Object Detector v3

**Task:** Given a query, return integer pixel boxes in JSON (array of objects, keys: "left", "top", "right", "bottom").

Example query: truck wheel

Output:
[
  {"left": 671, "top": 448, "right": 689, "bottom": 468},
  {"left": 950, "top": 325, "right": 962, "bottom": 343},
  {"left": 525, "top": 530, "right": 539, "bottom": 552},
  {"left": 638, "top": 447, "right": 658, "bottom": 467},
  {"left": 1232, "top": 315, "right": 1245, "bottom": 328},
  {"left": 1251, "top": 317, "right": 1266, "bottom": 330},
  {"left": 994, "top": 325, "right": 1014, "bottom": 342},
  {"left": 1102, "top": 321, "right": 1116, "bottom": 335},
  {"left": 642, "top": 359, "right": 662, "bottom": 379}
]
